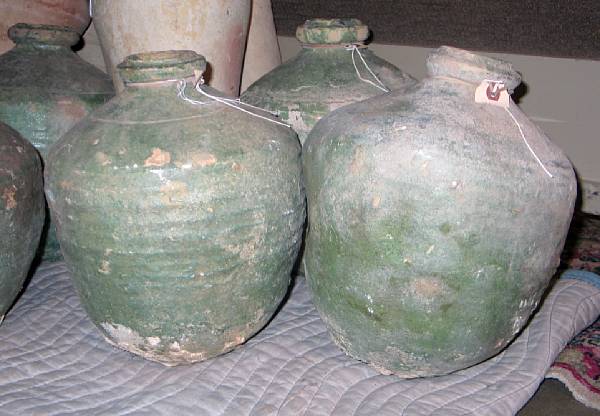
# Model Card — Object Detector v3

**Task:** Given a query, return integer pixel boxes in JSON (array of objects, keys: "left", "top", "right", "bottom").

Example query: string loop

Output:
[
  {"left": 346, "top": 44, "right": 390, "bottom": 93},
  {"left": 504, "top": 104, "right": 554, "bottom": 178},
  {"left": 482, "top": 80, "right": 553, "bottom": 179},
  {"left": 177, "top": 78, "right": 291, "bottom": 128}
]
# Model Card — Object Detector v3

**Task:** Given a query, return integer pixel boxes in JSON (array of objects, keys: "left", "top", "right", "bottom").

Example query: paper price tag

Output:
[{"left": 475, "top": 81, "right": 510, "bottom": 108}]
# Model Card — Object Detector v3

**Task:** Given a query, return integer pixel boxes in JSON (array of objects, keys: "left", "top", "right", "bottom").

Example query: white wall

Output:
[{"left": 79, "top": 29, "right": 600, "bottom": 214}]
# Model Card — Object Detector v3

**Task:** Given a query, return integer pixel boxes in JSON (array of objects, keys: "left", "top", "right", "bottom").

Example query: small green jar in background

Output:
[{"left": 242, "top": 18, "right": 416, "bottom": 145}]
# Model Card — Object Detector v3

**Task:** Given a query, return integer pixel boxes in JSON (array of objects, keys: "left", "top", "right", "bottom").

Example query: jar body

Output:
[
  {"left": 304, "top": 73, "right": 576, "bottom": 376},
  {"left": 45, "top": 80, "right": 305, "bottom": 365},
  {"left": 0, "top": 123, "right": 45, "bottom": 324},
  {"left": 242, "top": 47, "right": 416, "bottom": 145},
  {"left": 0, "top": 26, "right": 115, "bottom": 261}
]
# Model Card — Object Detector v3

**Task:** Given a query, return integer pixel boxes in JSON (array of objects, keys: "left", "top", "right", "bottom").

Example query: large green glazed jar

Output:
[
  {"left": 0, "top": 122, "right": 45, "bottom": 325},
  {"left": 303, "top": 46, "right": 577, "bottom": 377},
  {"left": 45, "top": 51, "right": 305, "bottom": 365},
  {"left": 0, "top": 23, "right": 115, "bottom": 262},
  {"left": 241, "top": 18, "right": 416, "bottom": 145}
]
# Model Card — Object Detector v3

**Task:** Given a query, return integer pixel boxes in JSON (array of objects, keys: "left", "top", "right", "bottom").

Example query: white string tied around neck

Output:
[
  {"left": 176, "top": 78, "right": 291, "bottom": 128},
  {"left": 346, "top": 44, "right": 390, "bottom": 93},
  {"left": 482, "top": 79, "right": 553, "bottom": 179}
]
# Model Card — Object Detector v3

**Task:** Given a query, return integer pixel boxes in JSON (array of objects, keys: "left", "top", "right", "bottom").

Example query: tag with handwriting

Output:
[{"left": 475, "top": 81, "right": 510, "bottom": 108}]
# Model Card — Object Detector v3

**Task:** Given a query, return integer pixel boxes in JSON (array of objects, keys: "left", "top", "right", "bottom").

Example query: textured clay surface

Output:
[
  {"left": 45, "top": 58, "right": 305, "bottom": 365},
  {"left": 303, "top": 47, "right": 577, "bottom": 377},
  {"left": 0, "top": 24, "right": 114, "bottom": 261},
  {"left": 0, "top": 122, "right": 44, "bottom": 321},
  {"left": 242, "top": 20, "right": 416, "bottom": 144}
]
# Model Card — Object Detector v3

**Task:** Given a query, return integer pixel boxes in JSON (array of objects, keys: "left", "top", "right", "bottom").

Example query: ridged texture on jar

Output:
[
  {"left": 45, "top": 79, "right": 305, "bottom": 365},
  {"left": 241, "top": 19, "right": 416, "bottom": 145},
  {"left": 0, "top": 24, "right": 115, "bottom": 262},
  {"left": 303, "top": 46, "right": 577, "bottom": 377},
  {"left": 0, "top": 122, "right": 45, "bottom": 323}
]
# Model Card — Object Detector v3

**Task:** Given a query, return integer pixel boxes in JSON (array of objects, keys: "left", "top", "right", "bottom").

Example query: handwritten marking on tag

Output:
[{"left": 475, "top": 80, "right": 509, "bottom": 108}]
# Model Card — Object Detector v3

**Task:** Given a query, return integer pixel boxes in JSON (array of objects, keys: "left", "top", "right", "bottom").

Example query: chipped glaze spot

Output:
[{"left": 144, "top": 148, "right": 171, "bottom": 167}]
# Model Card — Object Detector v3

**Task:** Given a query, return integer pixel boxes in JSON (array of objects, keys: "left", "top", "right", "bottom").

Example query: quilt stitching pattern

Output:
[{"left": 0, "top": 264, "right": 599, "bottom": 416}]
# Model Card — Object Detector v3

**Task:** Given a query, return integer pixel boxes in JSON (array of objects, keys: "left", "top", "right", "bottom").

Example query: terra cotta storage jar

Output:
[
  {"left": 303, "top": 46, "right": 577, "bottom": 377},
  {"left": 92, "top": 0, "right": 251, "bottom": 95},
  {"left": 45, "top": 50, "right": 305, "bottom": 365}
]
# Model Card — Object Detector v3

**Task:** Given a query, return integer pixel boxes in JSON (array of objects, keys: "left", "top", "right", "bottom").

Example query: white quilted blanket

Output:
[{"left": 0, "top": 263, "right": 598, "bottom": 416}]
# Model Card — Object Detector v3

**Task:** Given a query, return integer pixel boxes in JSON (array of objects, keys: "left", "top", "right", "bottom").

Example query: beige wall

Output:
[
  {"left": 80, "top": 22, "right": 106, "bottom": 72},
  {"left": 77, "top": 30, "right": 600, "bottom": 214}
]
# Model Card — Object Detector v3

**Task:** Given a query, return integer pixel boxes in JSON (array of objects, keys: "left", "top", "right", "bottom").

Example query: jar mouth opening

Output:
[
  {"left": 117, "top": 50, "right": 207, "bottom": 84},
  {"left": 8, "top": 23, "right": 79, "bottom": 47},
  {"left": 296, "top": 18, "right": 369, "bottom": 45},
  {"left": 427, "top": 46, "right": 522, "bottom": 91}
]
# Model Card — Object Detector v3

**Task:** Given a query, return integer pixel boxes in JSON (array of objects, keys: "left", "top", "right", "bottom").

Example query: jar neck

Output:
[
  {"left": 13, "top": 42, "right": 71, "bottom": 52},
  {"left": 301, "top": 42, "right": 366, "bottom": 50},
  {"left": 118, "top": 51, "right": 207, "bottom": 85},
  {"left": 426, "top": 46, "right": 521, "bottom": 91},
  {"left": 124, "top": 76, "right": 196, "bottom": 90},
  {"left": 426, "top": 75, "right": 482, "bottom": 95},
  {"left": 299, "top": 44, "right": 371, "bottom": 61},
  {"left": 296, "top": 18, "right": 369, "bottom": 46},
  {"left": 8, "top": 23, "right": 79, "bottom": 50}
]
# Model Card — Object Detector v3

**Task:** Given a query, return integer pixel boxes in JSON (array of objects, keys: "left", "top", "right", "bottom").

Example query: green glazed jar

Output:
[
  {"left": 241, "top": 18, "right": 416, "bottom": 145},
  {"left": 45, "top": 51, "right": 305, "bottom": 365},
  {"left": 0, "top": 23, "right": 115, "bottom": 262},
  {"left": 0, "top": 122, "right": 45, "bottom": 325},
  {"left": 303, "top": 46, "right": 577, "bottom": 377}
]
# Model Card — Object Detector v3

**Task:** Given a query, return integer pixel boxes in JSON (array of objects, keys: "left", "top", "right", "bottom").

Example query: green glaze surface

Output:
[
  {"left": 303, "top": 46, "right": 577, "bottom": 377},
  {"left": 0, "top": 122, "right": 44, "bottom": 324},
  {"left": 241, "top": 19, "right": 416, "bottom": 145},
  {"left": 0, "top": 23, "right": 115, "bottom": 262},
  {"left": 295, "top": 18, "right": 369, "bottom": 45},
  {"left": 117, "top": 50, "right": 207, "bottom": 84},
  {"left": 45, "top": 51, "right": 305, "bottom": 365}
]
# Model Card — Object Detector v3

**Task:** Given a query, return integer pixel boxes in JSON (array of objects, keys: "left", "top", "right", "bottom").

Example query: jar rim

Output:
[
  {"left": 8, "top": 23, "right": 79, "bottom": 47},
  {"left": 117, "top": 51, "right": 207, "bottom": 84},
  {"left": 427, "top": 46, "right": 522, "bottom": 90},
  {"left": 296, "top": 18, "right": 369, "bottom": 45}
]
